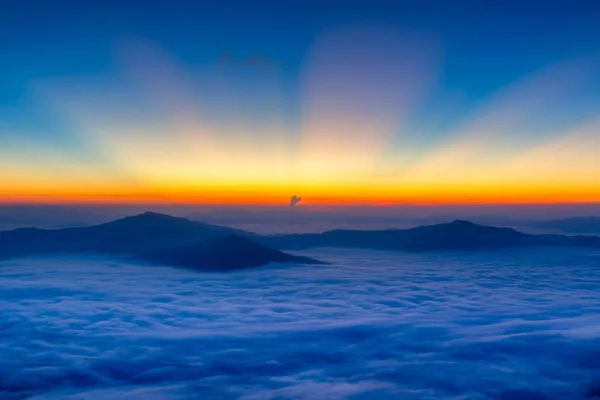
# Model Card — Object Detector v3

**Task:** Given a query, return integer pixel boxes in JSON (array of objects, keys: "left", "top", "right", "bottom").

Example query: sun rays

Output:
[{"left": 1, "top": 30, "right": 599, "bottom": 205}]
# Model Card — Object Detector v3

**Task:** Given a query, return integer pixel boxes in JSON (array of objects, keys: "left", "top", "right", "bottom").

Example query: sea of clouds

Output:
[{"left": 1, "top": 248, "right": 600, "bottom": 399}]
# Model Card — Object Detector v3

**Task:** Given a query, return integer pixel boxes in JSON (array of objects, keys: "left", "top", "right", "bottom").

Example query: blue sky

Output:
[
  {"left": 1, "top": 0, "right": 599, "bottom": 204},
  {"left": 3, "top": 0, "right": 599, "bottom": 106}
]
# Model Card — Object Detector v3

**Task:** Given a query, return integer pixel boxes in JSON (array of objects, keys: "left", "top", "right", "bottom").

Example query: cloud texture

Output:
[{"left": 1, "top": 248, "right": 600, "bottom": 399}]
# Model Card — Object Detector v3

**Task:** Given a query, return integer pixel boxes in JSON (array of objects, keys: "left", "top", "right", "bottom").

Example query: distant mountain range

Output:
[
  {"left": 259, "top": 219, "right": 600, "bottom": 251},
  {"left": 1, "top": 212, "right": 600, "bottom": 271},
  {"left": 0, "top": 212, "right": 255, "bottom": 257},
  {"left": 0, "top": 212, "right": 322, "bottom": 270}
]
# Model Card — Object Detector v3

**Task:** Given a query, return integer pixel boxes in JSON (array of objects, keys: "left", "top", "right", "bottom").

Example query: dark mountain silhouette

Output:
[
  {"left": 0, "top": 212, "right": 257, "bottom": 259},
  {"left": 259, "top": 220, "right": 600, "bottom": 251},
  {"left": 0, "top": 212, "right": 323, "bottom": 270},
  {"left": 1, "top": 214, "right": 600, "bottom": 267},
  {"left": 529, "top": 216, "right": 600, "bottom": 234},
  {"left": 136, "top": 234, "right": 324, "bottom": 271}
]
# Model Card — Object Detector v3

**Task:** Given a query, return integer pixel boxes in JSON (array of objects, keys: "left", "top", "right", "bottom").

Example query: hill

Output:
[
  {"left": 135, "top": 235, "right": 324, "bottom": 271},
  {"left": 2, "top": 214, "right": 600, "bottom": 265},
  {"left": 260, "top": 220, "right": 600, "bottom": 251},
  {"left": 0, "top": 211, "right": 257, "bottom": 259}
]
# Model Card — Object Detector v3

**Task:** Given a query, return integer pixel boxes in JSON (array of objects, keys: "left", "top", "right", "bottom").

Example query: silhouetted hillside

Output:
[
  {"left": 260, "top": 220, "right": 600, "bottom": 251},
  {"left": 136, "top": 235, "right": 324, "bottom": 271},
  {"left": 0, "top": 212, "right": 256, "bottom": 259},
  {"left": 2, "top": 214, "right": 600, "bottom": 264}
]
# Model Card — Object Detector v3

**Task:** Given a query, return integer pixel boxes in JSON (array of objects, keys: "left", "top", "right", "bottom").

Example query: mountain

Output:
[
  {"left": 0, "top": 211, "right": 257, "bottom": 259},
  {"left": 135, "top": 235, "right": 324, "bottom": 271},
  {"left": 529, "top": 216, "right": 600, "bottom": 234},
  {"left": 260, "top": 220, "right": 600, "bottom": 251},
  {"left": 2, "top": 214, "right": 600, "bottom": 264}
]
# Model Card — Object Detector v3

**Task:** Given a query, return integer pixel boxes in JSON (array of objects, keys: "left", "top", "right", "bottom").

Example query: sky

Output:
[{"left": 1, "top": 0, "right": 599, "bottom": 206}]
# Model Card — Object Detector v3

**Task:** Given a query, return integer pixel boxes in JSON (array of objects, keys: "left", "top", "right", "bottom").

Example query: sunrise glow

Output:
[{"left": 1, "top": 28, "right": 599, "bottom": 206}]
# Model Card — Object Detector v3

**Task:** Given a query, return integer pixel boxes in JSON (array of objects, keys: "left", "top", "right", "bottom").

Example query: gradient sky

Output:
[{"left": 1, "top": 0, "right": 599, "bottom": 205}]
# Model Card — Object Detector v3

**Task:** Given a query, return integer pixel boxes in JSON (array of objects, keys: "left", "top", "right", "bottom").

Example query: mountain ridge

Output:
[
  {"left": 0, "top": 211, "right": 257, "bottom": 258},
  {"left": 258, "top": 219, "right": 600, "bottom": 251},
  {"left": 1, "top": 213, "right": 600, "bottom": 265},
  {"left": 135, "top": 234, "right": 325, "bottom": 271}
]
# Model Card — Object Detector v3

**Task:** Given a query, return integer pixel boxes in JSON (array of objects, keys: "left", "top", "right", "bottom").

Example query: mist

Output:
[
  {"left": 2, "top": 203, "right": 600, "bottom": 234},
  {"left": 2, "top": 248, "right": 600, "bottom": 399}
]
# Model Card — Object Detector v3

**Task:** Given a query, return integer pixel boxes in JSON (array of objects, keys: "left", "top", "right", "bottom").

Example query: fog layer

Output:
[{"left": 1, "top": 249, "right": 600, "bottom": 399}]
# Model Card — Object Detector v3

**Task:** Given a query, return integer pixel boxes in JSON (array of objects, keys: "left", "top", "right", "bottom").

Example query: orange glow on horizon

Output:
[
  {"left": 1, "top": 35, "right": 598, "bottom": 207},
  {"left": 1, "top": 180, "right": 599, "bottom": 206}
]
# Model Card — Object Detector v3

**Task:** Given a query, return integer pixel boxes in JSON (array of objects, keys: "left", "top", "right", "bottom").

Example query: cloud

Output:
[
  {"left": 289, "top": 195, "right": 302, "bottom": 207},
  {"left": 1, "top": 248, "right": 600, "bottom": 399},
  {"left": 215, "top": 51, "right": 279, "bottom": 71},
  {"left": 216, "top": 51, "right": 234, "bottom": 67}
]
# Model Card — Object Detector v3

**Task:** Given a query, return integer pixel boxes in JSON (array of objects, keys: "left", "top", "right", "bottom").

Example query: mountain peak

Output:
[
  {"left": 114, "top": 212, "right": 186, "bottom": 225},
  {"left": 138, "top": 211, "right": 175, "bottom": 219},
  {"left": 449, "top": 220, "right": 477, "bottom": 226}
]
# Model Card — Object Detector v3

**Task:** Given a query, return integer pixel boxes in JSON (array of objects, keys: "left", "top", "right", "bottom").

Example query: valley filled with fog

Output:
[{"left": 1, "top": 248, "right": 600, "bottom": 399}]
